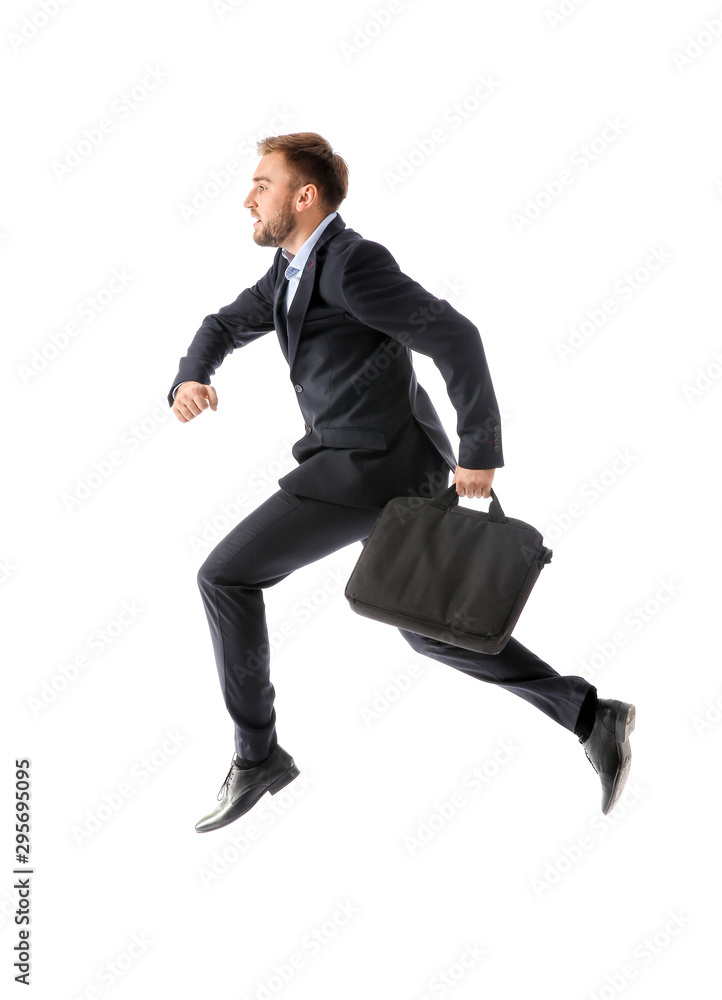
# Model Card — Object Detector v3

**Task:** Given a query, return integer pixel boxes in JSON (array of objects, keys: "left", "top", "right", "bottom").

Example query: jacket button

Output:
[
  {"left": 304, "top": 425, "right": 311, "bottom": 434},
  {"left": 493, "top": 445, "right": 501, "bottom": 453},
  {"left": 294, "top": 383, "right": 303, "bottom": 392},
  {"left": 494, "top": 425, "right": 500, "bottom": 432}
]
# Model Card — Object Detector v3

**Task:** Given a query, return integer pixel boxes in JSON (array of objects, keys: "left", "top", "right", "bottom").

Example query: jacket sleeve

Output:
[
  {"left": 339, "top": 240, "right": 503, "bottom": 470},
  {"left": 167, "top": 255, "right": 279, "bottom": 407}
]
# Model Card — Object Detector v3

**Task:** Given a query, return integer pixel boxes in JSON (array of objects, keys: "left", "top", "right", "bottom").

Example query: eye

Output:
[{"left": 258, "top": 185, "right": 266, "bottom": 192}]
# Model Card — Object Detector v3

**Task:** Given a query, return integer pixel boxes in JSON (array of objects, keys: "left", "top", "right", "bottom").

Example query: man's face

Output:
[{"left": 243, "top": 152, "right": 299, "bottom": 248}]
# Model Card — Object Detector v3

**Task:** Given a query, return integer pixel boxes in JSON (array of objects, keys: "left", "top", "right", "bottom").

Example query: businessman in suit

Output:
[{"left": 168, "top": 132, "right": 635, "bottom": 832}]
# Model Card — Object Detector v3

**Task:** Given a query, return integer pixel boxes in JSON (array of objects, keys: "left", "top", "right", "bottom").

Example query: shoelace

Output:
[{"left": 217, "top": 759, "right": 238, "bottom": 801}]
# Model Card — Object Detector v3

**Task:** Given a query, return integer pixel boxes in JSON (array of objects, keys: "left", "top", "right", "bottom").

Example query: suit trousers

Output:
[{"left": 196, "top": 477, "right": 597, "bottom": 761}]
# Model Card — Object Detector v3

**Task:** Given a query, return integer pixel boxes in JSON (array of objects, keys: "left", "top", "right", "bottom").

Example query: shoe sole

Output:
[
  {"left": 195, "top": 764, "right": 300, "bottom": 833},
  {"left": 604, "top": 702, "right": 636, "bottom": 815}
]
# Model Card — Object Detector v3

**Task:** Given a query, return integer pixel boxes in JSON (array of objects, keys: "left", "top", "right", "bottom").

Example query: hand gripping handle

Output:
[{"left": 429, "top": 484, "right": 507, "bottom": 523}]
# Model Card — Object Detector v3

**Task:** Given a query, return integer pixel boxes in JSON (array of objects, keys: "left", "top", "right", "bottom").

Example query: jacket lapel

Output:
[
  {"left": 273, "top": 264, "right": 290, "bottom": 361},
  {"left": 282, "top": 213, "right": 346, "bottom": 370}
]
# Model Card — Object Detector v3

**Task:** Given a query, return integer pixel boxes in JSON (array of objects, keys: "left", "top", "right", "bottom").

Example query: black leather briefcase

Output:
[{"left": 344, "top": 485, "right": 553, "bottom": 654}]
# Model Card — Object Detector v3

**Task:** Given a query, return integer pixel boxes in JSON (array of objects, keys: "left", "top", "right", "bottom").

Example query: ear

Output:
[{"left": 296, "top": 183, "right": 319, "bottom": 211}]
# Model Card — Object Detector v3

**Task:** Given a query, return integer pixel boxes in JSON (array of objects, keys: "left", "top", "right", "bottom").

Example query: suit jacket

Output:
[{"left": 167, "top": 213, "right": 504, "bottom": 508}]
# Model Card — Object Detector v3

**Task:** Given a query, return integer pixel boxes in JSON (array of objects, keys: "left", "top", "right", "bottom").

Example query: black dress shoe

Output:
[
  {"left": 580, "top": 698, "right": 636, "bottom": 815},
  {"left": 195, "top": 744, "right": 300, "bottom": 833}
]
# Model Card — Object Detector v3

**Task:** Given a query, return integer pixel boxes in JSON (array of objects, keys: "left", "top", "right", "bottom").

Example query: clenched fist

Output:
[
  {"left": 451, "top": 466, "right": 495, "bottom": 499},
  {"left": 172, "top": 381, "right": 218, "bottom": 423}
]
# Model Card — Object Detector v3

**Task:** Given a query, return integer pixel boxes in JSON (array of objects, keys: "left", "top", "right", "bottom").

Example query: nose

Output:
[{"left": 243, "top": 189, "right": 256, "bottom": 209}]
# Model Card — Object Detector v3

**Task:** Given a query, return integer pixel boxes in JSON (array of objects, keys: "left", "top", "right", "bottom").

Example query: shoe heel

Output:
[
  {"left": 616, "top": 702, "right": 636, "bottom": 742},
  {"left": 268, "top": 765, "right": 299, "bottom": 795}
]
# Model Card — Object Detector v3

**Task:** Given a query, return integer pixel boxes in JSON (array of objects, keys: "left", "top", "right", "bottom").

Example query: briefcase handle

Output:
[{"left": 430, "top": 484, "right": 507, "bottom": 523}]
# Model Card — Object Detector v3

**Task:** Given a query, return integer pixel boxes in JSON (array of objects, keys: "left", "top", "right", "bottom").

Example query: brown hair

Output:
[{"left": 257, "top": 132, "right": 349, "bottom": 213}]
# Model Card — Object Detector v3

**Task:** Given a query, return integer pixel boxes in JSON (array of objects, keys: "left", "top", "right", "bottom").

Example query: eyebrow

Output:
[{"left": 252, "top": 176, "right": 273, "bottom": 184}]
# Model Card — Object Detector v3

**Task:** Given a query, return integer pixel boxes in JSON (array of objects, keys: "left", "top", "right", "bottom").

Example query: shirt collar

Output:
[{"left": 281, "top": 211, "right": 337, "bottom": 273}]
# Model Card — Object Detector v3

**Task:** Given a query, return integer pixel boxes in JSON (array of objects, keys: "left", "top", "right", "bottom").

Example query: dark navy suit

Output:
[{"left": 168, "top": 214, "right": 595, "bottom": 760}]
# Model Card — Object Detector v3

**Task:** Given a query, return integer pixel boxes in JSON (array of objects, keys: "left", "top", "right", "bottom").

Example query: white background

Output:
[{"left": 3, "top": 0, "right": 720, "bottom": 997}]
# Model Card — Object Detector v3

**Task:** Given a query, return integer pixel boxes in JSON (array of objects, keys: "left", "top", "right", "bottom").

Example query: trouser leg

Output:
[
  {"left": 196, "top": 489, "right": 381, "bottom": 760},
  {"left": 394, "top": 627, "right": 596, "bottom": 732}
]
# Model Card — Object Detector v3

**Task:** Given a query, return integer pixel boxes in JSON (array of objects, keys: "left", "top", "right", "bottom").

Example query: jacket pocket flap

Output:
[{"left": 320, "top": 426, "right": 387, "bottom": 449}]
